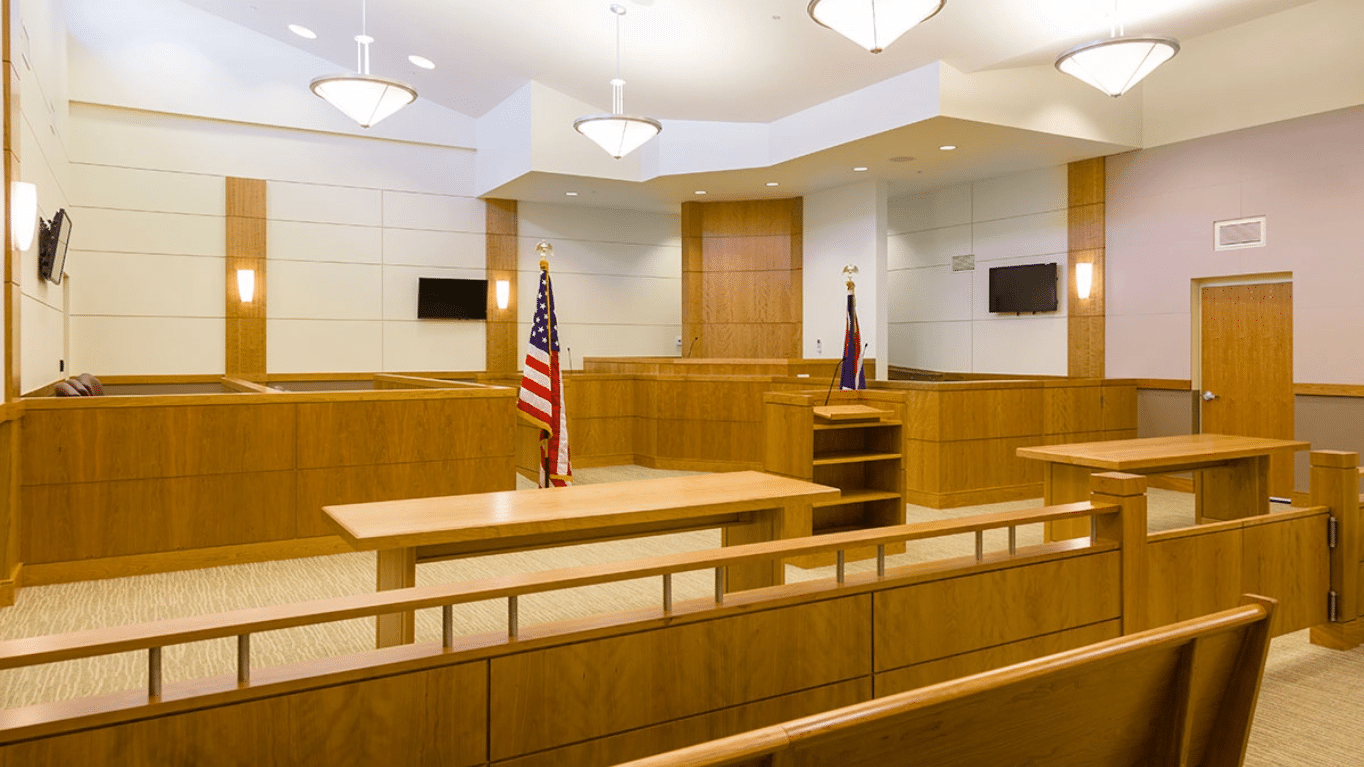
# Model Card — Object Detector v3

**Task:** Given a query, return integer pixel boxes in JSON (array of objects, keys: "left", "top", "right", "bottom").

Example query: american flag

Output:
[
  {"left": 518, "top": 268, "right": 572, "bottom": 486},
  {"left": 840, "top": 291, "right": 866, "bottom": 390}
]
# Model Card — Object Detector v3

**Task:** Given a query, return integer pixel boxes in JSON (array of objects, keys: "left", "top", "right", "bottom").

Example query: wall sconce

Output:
[
  {"left": 11, "top": 182, "right": 37, "bottom": 251},
  {"left": 237, "top": 268, "right": 255, "bottom": 303},
  {"left": 1075, "top": 262, "right": 1093, "bottom": 300},
  {"left": 495, "top": 279, "right": 510, "bottom": 310}
]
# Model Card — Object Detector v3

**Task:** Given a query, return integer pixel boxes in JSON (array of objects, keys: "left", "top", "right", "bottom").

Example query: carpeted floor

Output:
[{"left": 1, "top": 466, "right": 1359, "bottom": 765}]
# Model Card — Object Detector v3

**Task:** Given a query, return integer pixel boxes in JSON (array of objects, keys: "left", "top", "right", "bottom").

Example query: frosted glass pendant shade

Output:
[
  {"left": 573, "top": 114, "right": 663, "bottom": 160},
  {"left": 1056, "top": 36, "right": 1179, "bottom": 97},
  {"left": 310, "top": 74, "right": 417, "bottom": 128},
  {"left": 807, "top": 0, "right": 946, "bottom": 53}
]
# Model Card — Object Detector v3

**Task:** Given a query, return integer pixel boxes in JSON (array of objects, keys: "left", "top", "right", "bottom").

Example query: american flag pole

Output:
[{"left": 517, "top": 241, "right": 573, "bottom": 488}]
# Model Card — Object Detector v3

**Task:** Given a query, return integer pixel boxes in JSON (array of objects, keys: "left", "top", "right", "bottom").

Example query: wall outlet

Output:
[
  {"left": 816, "top": 339, "right": 822, "bottom": 354},
  {"left": 675, "top": 336, "right": 682, "bottom": 347}
]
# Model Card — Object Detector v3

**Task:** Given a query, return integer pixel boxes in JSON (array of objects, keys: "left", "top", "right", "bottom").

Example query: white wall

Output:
[
  {"left": 886, "top": 166, "right": 1070, "bottom": 375},
  {"left": 15, "top": 0, "right": 72, "bottom": 394},
  {"left": 804, "top": 181, "right": 887, "bottom": 376},
  {"left": 69, "top": 104, "right": 484, "bottom": 375},
  {"left": 1107, "top": 104, "right": 1364, "bottom": 384},
  {"left": 516, "top": 203, "right": 681, "bottom": 368}
]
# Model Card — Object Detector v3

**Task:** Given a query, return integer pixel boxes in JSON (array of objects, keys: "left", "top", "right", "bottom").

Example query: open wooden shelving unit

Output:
[{"left": 764, "top": 392, "right": 907, "bottom": 567}]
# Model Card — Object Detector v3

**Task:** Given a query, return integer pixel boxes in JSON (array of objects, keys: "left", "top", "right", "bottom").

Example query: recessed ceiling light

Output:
[
  {"left": 565, "top": 191, "right": 579, "bottom": 196},
  {"left": 853, "top": 166, "right": 868, "bottom": 172},
  {"left": 765, "top": 182, "right": 779, "bottom": 187},
  {"left": 939, "top": 145, "right": 957, "bottom": 151},
  {"left": 288, "top": 24, "right": 316, "bottom": 39},
  {"left": 694, "top": 190, "right": 707, "bottom": 195},
  {"left": 889, "top": 156, "right": 915, "bottom": 162},
  {"left": 408, "top": 55, "right": 435, "bottom": 70}
]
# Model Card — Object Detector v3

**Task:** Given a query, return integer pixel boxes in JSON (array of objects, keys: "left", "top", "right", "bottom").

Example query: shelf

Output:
[
  {"left": 813, "top": 420, "right": 901, "bottom": 431},
  {"left": 812, "top": 451, "right": 902, "bottom": 466},
  {"left": 814, "top": 489, "right": 902, "bottom": 508}
]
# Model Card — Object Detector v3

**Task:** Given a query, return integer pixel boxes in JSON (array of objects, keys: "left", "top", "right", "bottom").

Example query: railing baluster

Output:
[
  {"left": 442, "top": 605, "right": 454, "bottom": 650},
  {"left": 237, "top": 634, "right": 250, "bottom": 686},
  {"left": 836, "top": 550, "right": 846, "bottom": 585},
  {"left": 508, "top": 595, "right": 519, "bottom": 641},
  {"left": 975, "top": 530, "right": 984, "bottom": 562},
  {"left": 1008, "top": 526, "right": 1017, "bottom": 556},
  {"left": 148, "top": 647, "right": 162, "bottom": 700},
  {"left": 877, "top": 544, "right": 886, "bottom": 578},
  {"left": 714, "top": 567, "right": 724, "bottom": 605},
  {"left": 663, "top": 572, "right": 673, "bottom": 614}
]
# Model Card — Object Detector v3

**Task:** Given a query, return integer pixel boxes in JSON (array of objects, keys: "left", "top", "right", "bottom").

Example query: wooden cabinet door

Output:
[{"left": 1200, "top": 282, "right": 1294, "bottom": 496}]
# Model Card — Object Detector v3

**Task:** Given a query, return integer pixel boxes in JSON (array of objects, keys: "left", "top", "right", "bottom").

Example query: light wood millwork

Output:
[
  {"left": 1309, "top": 450, "right": 1364, "bottom": 649},
  {"left": 225, "top": 177, "right": 266, "bottom": 378},
  {"left": 486, "top": 198, "right": 518, "bottom": 377},
  {"left": 682, "top": 199, "right": 803, "bottom": 358},
  {"left": 616, "top": 598, "right": 1276, "bottom": 767},
  {"left": 1022, "top": 432, "right": 1309, "bottom": 539},
  {"left": 324, "top": 470, "right": 838, "bottom": 645},
  {"left": 1200, "top": 281, "right": 1295, "bottom": 496},
  {"left": 2, "top": 1, "right": 21, "bottom": 605},
  {"left": 1067, "top": 157, "right": 1105, "bottom": 378}
]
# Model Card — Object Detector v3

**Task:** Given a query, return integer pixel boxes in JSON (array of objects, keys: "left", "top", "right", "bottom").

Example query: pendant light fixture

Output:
[
  {"left": 1055, "top": 0, "right": 1179, "bottom": 97},
  {"left": 310, "top": 0, "right": 417, "bottom": 128},
  {"left": 574, "top": 4, "right": 662, "bottom": 160},
  {"left": 807, "top": 0, "right": 946, "bottom": 54}
]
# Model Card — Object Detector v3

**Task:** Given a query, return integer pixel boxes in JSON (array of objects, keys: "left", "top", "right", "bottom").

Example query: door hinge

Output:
[
  {"left": 1328, "top": 517, "right": 1339, "bottom": 549},
  {"left": 1329, "top": 589, "right": 1339, "bottom": 622}
]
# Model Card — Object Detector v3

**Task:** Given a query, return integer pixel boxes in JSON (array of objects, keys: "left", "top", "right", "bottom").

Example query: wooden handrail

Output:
[
  {"left": 219, "top": 377, "right": 272, "bottom": 393},
  {"left": 372, "top": 373, "right": 476, "bottom": 389},
  {"left": 0, "top": 501, "right": 1117, "bottom": 673}
]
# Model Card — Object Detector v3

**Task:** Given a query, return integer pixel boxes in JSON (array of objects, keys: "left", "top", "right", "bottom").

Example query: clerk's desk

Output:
[
  {"left": 1019, "top": 433, "right": 1309, "bottom": 539},
  {"left": 324, "top": 471, "right": 840, "bottom": 647}
]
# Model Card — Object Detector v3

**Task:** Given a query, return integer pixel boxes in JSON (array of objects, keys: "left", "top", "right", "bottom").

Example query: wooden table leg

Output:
[
  {"left": 1195, "top": 456, "right": 1269, "bottom": 522},
  {"left": 721, "top": 501, "right": 808, "bottom": 592},
  {"left": 1043, "top": 463, "right": 1094, "bottom": 541},
  {"left": 375, "top": 547, "right": 417, "bottom": 648}
]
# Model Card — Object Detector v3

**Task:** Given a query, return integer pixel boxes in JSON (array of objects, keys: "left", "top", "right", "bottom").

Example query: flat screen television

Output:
[
  {"left": 417, "top": 277, "right": 488, "bottom": 320},
  {"left": 988, "top": 262, "right": 1057, "bottom": 313},
  {"left": 38, "top": 208, "right": 73, "bottom": 285}
]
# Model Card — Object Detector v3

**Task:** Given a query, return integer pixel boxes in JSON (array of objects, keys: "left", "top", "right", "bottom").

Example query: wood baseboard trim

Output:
[
  {"left": 22, "top": 537, "right": 353, "bottom": 586},
  {"left": 1147, "top": 475, "right": 1194, "bottom": 493},
  {"left": 1310, "top": 619, "right": 1364, "bottom": 651},
  {"left": 904, "top": 485, "right": 1043, "bottom": 510},
  {"left": 0, "top": 563, "right": 20, "bottom": 607}
]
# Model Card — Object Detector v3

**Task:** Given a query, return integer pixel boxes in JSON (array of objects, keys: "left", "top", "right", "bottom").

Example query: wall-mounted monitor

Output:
[
  {"left": 38, "top": 208, "right": 73, "bottom": 285},
  {"left": 988, "top": 262, "right": 1057, "bottom": 314},
  {"left": 417, "top": 277, "right": 488, "bottom": 320}
]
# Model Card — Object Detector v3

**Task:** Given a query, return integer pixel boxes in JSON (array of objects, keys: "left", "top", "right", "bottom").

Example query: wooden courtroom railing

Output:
[
  {"left": 0, "top": 491, "right": 1135, "bottom": 765},
  {"left": 611, "top": 596, "right": 1276, "bottom": 767}
]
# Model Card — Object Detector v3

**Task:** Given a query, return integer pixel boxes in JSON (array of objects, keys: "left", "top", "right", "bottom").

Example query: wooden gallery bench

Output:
[{"left": 615, "top": 595, "right": 1276, "bottom": 767}]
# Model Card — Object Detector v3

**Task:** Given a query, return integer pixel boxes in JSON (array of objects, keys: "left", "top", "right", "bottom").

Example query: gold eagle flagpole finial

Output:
[
  {"left": 536, "top": 240, "right": 554, "bottom": 272},
  {"left": 842, "top": 263, "right": 859, "bottom": 293}
]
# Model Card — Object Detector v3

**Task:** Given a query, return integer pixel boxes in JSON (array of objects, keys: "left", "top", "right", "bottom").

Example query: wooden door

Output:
[{"left": 1200, "top": 282, "right": 1294, "bottom": 496}]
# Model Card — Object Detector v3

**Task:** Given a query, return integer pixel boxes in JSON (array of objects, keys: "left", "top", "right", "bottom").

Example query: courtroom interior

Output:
[{"left": 1, "top": 0, "right": 1363, "bottom": 764}]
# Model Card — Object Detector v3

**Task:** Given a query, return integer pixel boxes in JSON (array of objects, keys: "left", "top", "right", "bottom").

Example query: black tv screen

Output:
[
  {"left": 38, "top": 208, "right": 73, "bottom": 285},
  {"left": 417, "top": 277, "right": 488, "bottom": 320},
  {"left": 989, "top": 262, "right": 1058, "bottom": 313}
]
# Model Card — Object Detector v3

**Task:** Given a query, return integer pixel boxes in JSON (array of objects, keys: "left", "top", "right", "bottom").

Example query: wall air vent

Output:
[
  {"left": 1215, "top": 216, "right": 1267, "bottom": 250},
  {"left": 951, "top": 254, "right": 975, "bottom": 272}
]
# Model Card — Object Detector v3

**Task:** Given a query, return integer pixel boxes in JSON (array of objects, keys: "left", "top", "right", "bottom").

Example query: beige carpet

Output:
[{"left": 0, "top": 467, "right": 1358, "bottom": 765}]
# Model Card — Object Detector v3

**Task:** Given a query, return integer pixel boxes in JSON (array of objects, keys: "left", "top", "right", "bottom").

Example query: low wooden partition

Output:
[
  {"left": 615, "top": 597, "right": 1276, "bottom": 767},
  {"left": 0, "top": 489, "right": 1136, "bottom": 766},
  {"left": 19, "top": 376, "right": 516, "bottom": 585}
]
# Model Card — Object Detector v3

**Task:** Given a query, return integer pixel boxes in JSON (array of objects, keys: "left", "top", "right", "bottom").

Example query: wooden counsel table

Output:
[
  {"left": 1019, "top": 433, "right": 1309, "bottom": 539},
  {"left": 323, "top": 471, "right": 840, "bottom": 647}
]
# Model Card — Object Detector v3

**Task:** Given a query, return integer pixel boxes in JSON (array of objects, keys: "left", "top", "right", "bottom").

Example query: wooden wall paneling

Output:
[
  {"left": 0, "top": 418, "right": 18, "bottom": 604},
  {"left": 486, "top": 199, "right": 519, "bottom": 377},
  {"left": 681, "top": 203, "right": 704, "bottom": 357},
  {"left": 4, "top": 0, "right": 20, "bottom": 404},
  {"left": 874, "top": 619, "right": 1121, "bottom": 696},
  {"left": 1145, "top": 528, "right": 1244, "bottom": 629},
  {"left": 497, "top": 679, "right": 868, "bottom": 767},
  {"left": 872, "top": 552, "right": 1121, "bottom": 673},
  {"left": 1240, "top": 511, "right": 1330, "bottom": 635},
  {"left": 1101, "top": 383, "right": 1139, "bottom": 430},
  {"left": 294, "top": 395, "right": 515, "bottom": 469},
  {"left": 1067, "top": 158, "right": 1105, "bottom": 378},
  {"left": 487, "top": 595, "right": 871, "bottom": 760},
  {"left": 1042, "top": 385, "right": 1103, "bottom": 435},
  {"left": 225, "top": 177, "right": 267, "bottom": 379},
  {"left": 937, "top": 388, "right": 1042, "bottom": 441}
]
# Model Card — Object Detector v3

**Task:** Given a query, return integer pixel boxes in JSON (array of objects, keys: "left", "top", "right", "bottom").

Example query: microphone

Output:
[
  {"left": 566, "top": 347, "right": 573, "bottom": 371},
  {"left": 686, "top": 337, "right": 700, "bottom": 358}
]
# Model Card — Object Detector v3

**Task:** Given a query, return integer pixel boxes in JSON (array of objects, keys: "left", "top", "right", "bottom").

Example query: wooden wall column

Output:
[
  {"left": 485, "top": 199, "right": 518, "bottom": 381},
  {"left": 225, "top": 178, "right": 266, "bottom": 379},
  {"left": 0, "top": 0, "right": 20, "bottom": 606},
  {"left": 1067, "top": 158, "right": 1105, "bottom": 377},
  {"left": 681, "top": 199, "right": 802, "bottom": 358}
]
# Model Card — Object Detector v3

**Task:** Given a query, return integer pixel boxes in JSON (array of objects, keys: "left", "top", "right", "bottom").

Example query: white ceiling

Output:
[{"left": 176, "top": 0, "right": 1324, "bottom": 209}]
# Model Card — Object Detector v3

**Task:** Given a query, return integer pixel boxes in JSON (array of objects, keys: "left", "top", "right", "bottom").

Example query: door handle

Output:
[{"left": 1202, "top": 391, "right": 1218, "bottom": 402}]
